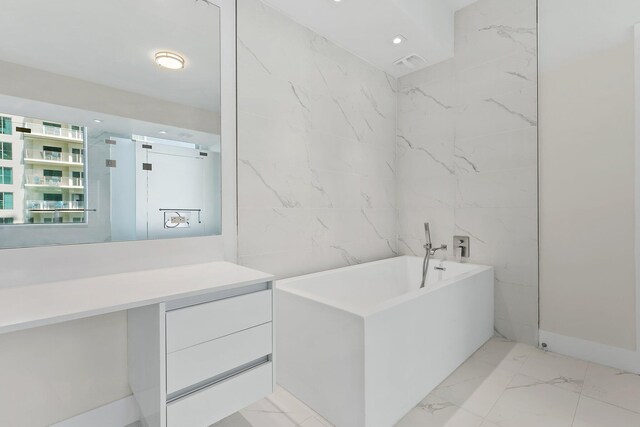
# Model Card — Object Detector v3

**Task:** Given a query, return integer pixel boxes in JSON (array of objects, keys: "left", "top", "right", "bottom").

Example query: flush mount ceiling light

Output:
[
  {"left": 392, "top": 35, "right": 406, "bottom": 45},
  {"left": 154, "top": 51, "right": 185, "bottom": 70}
]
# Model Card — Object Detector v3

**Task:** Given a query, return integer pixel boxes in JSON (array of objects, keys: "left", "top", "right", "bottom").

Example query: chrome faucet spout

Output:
[
  {"left": 420, "top": 222, "right": 448, "bottom": 289},
  {"left": 429, "top": 244, "right": 447, "bottom": 256}
]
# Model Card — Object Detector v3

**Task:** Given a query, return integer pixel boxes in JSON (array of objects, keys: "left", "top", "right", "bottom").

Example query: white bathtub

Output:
[{"left": 276, "top": 256, "right": 494, "bottom": 427}]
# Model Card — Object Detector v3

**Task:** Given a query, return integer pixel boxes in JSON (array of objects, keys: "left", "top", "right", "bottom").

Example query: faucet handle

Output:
[{"left": 453, "top": 235, "right": 470, "bottom": 258}]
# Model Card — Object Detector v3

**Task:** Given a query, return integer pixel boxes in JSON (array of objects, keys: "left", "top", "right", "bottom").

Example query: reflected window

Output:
[
  {"left": 0, "top": 167, "right": 12, "bottom": 185},
  {"left": 0, "top": 142, "right": 11, "bottom": 160},
  {"left": 0, "top": 117, "right": 11, "bottom": 135},
  {"left": 43, "top": 193, "right": 63, "bottom": 202},
  {"left": 0, "top": 192, "right": 13, "bottom": 209}
]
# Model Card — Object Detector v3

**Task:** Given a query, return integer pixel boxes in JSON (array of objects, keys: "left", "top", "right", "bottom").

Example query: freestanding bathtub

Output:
[{"left": 276, "top": 256, "right": 493, "bottom": 427}]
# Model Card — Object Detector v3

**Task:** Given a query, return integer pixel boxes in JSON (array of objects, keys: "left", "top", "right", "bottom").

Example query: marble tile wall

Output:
[
  {"left": 238, "top": 0, "right": 538, "bottom": 344},
  {"left": 396, "top": 0, "right": 539, "bottom": 344},
  {"left": 237, "top": 0, "right": 398, "bottom": 278}
]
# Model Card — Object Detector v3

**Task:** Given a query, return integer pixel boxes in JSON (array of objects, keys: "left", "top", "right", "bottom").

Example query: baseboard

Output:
[
  {"left": 50, "top": 395, "right": 140, "bottom": 427},
  {"left": 539, "top": 329, "right": 640, "bottom": 374}
]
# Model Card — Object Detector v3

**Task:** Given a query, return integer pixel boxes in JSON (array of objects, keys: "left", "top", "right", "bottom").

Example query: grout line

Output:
[{"left": 570, "top": 394, "right": 582, "bottom": 427}]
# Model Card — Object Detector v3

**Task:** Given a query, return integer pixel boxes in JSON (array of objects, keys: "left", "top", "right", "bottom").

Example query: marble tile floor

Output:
[{"left": 210, "top": 337, "right": 640, "bottom": 427}]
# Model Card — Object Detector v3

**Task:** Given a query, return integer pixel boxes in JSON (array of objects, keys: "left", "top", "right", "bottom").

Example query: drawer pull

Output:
[
  {"left": 166, "top": 322, "right": 272, "bottom": 394},
  {"left": 167, "top": 356, "right": 270, "bottom": 403}
]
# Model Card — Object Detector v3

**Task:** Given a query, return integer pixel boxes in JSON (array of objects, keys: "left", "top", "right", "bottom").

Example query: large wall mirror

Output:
[{"left": 0, "top": 0, "right": 222, "bottom": 249}]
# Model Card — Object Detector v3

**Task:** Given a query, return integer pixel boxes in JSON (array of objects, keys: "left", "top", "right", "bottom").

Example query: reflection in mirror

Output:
[{"left": 0, "top": 0, "right": 221, "bottom": 248}]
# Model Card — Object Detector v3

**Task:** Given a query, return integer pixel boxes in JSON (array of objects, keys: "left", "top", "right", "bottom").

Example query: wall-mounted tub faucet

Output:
[
  {"left": 420, "top": 223, "right": 448, "bottom": 288},
  {"left": 454, "top": 235, "right": 470, "bottom": 260}
]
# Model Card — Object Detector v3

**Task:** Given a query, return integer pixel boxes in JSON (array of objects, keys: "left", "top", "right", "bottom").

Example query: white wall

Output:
[
  {"left": 539, "top": 0, "right": 640, "bottom": 352},
  {"left": 237, "top": 0, "right": 398, "bottom": 278},
  {"left": 396, "top": 0, "right": 538, "bottom": 344},
  {"left": 0, "top": 313, "right": 129, "bottom": 427}
]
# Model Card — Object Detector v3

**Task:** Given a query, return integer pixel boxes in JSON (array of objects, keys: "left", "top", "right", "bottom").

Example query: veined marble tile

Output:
[
  {"left": 239, "top": 247, "right": 315, "bottom": 279},
  {"left": 237, "top": 73, "right": 312, "bottom": 133},
  {"left": 494, "top": 316, "right": 538, "bottom": 346},
  {"left": 397, "top": 134, "right": 455, "bottom": 179},
  {"left": 456, "top": 88, "right": 537, "bottom": 141},
  {"left": 455, "top": 167, "right": 537, "bottom": 209},
  {"left": 454, "top": 127, "right": 537, "bottom": 174},
  {"left": 434, "top": 358, "right": 516, "bottom": 417},
  {"left": 485, "top": 374, "right": 580, "bottom": 427},
  {"left": 573, "top": 395, "right": 640, "bottom": 427},
  {"left": 397, "top": 173, "right": 457, "bottom": 210},
  {"left": 454, "top": 207, "right": 537, "bottom": 248},
  {"left": 455, "top": 0, "right": 537, "bottom": 36},
  {"left": 397, "top": 111, "right": 455, "bottom": 150},
  {"left": 455, "top": 18, "right": 536, "bottom": 71},
  {"left": 309, "top": 208, "right": 369, "bottom": 247},
  {"left": 470, "top": 337, "right": 536, "bottom": 373},
  {"left": 397, "top": 207, "right": 456, "bottom": 252},
  {"left": 211, "top": 412, "right": 253, "bottom": 427},
  {"left": 240, "top": 397, "right": 306, "bottom": 427},
  {"left": 582, "top": 363, "right": 640, "bottom": 414},
  {"left": 518, "top": 349, "right": 588, "bottom": 393},
  {"left": 398, "top": 79, "right": 456, "bottom": 117},
  {"left": 456, "top": 53, "right": 536, "bottom": 104},
  {"left": 494, "top": 281, "right": 538, "bottom": 328},
  {"left": 302, "top": 169, "right": 362, "bottom": 209},
  {"left": 398, "top": 59, "right": 456, "bottom": 92},
  {"left": 238, "top": 208, "right": 312, "bottom": 256},
  {"left": 237, "top": 157, "right": 310, "bottom": 210},
  {"left": 395, "top": 394, "right": 484, "bottom": 427}
]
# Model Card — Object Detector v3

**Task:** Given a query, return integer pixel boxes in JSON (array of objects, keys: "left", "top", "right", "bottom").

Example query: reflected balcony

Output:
[
  {"left": 21, "top": 122, "right": 84, "bottom": 143},
  {"left": 26, "top": 200, "right": 85, "bottom": 212},
  {"left": 25, "top": 174, "right": 84, "bottom": 189},
  {"left": 24, "top": 149, "right": 84, "bottom": 166}
]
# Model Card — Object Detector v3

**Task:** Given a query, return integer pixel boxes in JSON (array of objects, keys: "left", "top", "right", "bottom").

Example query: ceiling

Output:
[
  {"left": 0, "top": 95, "right": 220, "bottom": 150},
  {"left": 262, "top": 0, "right": 477, "bottom": 77},
  {"left": 0, "top": 0, "right": 220, "bottom": 112}
]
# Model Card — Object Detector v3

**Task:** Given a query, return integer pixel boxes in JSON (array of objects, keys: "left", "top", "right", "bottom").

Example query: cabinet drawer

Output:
[
  {"left": 166, "top": 289, "right": 272, "bottom": 353},
  {"left": 167, "top": 322, "right": 272, "bottom": 395},
  {"left": 167, "top": 362, "right": 273, "bottom": 427}
]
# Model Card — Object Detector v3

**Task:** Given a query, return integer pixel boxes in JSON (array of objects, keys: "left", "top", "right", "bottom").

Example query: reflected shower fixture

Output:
[{"left": 154, "top": 51, "right": 185, "bottom": 70}]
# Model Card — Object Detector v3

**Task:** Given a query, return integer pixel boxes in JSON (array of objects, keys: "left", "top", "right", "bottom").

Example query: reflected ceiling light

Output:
[
  {"left": 159, "top": 130, "right": 168, "bottom": 134},
  {"left": 93, "top": 119, "right": 102, "bottom": 123},
  {"left": 154, "top": 51, "right": 185, "bottom": 70},
  {"left": 392, "top": 35, "right": 405, "bottom": 45}
]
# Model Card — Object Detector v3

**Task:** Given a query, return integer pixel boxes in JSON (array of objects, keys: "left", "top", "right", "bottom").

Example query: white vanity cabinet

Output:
[
  {"left": 0, "top": 261, "right": 274, "bottom": 427},
  {"left": 129, "top": 282, "right": 275, "bottom": 427}
]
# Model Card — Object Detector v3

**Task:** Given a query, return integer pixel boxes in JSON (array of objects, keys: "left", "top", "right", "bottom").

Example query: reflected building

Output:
[{"left": 0, "top": 113, "right": 85, "bottom": 224}]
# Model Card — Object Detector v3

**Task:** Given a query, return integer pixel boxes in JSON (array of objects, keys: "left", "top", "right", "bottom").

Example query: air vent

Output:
[{"left": 393, "top": 54, "right": 427, "bottom": 70}]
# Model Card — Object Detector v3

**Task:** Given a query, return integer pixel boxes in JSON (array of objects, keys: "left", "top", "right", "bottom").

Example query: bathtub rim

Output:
[{"left": 276, "top": 255, "right": 492, "bottom": 318}]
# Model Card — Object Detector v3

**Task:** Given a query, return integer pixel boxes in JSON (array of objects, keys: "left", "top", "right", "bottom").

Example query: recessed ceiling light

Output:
[
  {"left": 93, "top": 119, "right": 102, "bottom": 123},
  {"left": 392, "top": 35, "right": 405, "bottom": 45},
  {"left": 154, "top": 51, "right": 185, "bottom": 70},
  {"left": 333, "top": 0, "right": 342, "bottom": 2},
  {"left": 159, "top": 130, "right": 168, "bottom": 134}
]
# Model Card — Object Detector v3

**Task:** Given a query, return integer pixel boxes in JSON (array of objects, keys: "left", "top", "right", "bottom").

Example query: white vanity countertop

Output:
[{"left": 0, "top": 261, "right": 274, "bottom": 334}]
